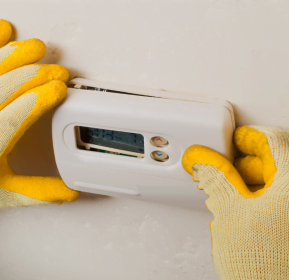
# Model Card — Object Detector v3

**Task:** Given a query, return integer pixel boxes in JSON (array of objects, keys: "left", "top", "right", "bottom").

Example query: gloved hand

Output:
[
  {"left": 0, "top": 19, "right": 79, "bottom": 207},
  {"left": 182, "top": 125, "right": 289, "bottom": 280}
]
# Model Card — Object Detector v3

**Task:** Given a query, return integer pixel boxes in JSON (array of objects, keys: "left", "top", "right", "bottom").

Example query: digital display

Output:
[{"left": 79, "top": 126, "right": 144, "bottom": 154}]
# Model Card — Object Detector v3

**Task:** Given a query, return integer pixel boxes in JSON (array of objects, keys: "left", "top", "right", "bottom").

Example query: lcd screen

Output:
[{"left": 79, "top": 126, "right": 144, "bottom": 154}]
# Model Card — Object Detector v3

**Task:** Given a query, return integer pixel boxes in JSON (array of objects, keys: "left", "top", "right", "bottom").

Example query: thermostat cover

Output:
[{"left": 52, "top": 78, "right": 235, "bottom": 209}]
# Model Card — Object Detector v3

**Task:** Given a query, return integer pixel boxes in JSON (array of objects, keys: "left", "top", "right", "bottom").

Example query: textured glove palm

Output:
[
  {"left": 182, "top": 126, "right": 289, "bottom": 280},
  {"left": 0, "top": 19, "right": 79, "bottom": 207}
]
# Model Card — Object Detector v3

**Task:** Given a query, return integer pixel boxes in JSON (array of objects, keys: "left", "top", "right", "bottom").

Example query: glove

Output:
[
  {"left": 0, "top": 19, "right": 79, "bottom": 207},
  {"left": 182, "top": 125, "right": 289, "bottom": 280}
]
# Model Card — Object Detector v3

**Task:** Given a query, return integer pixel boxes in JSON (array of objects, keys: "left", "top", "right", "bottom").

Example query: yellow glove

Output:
[
  {"left": 182, "top": 125, "right": 289, "bottom": 280},
  {"left": 0, "top": 19, "right": 79, "bottom": 207}
]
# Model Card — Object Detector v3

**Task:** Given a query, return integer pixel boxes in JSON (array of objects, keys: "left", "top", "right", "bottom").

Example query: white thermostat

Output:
[{"left": 52, "top": 78, "right": 235, "bottom": 209}]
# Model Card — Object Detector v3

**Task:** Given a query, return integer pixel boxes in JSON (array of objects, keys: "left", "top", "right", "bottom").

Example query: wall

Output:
[{"left": 1, "top": 1, "right": 289, "bottom": 279}]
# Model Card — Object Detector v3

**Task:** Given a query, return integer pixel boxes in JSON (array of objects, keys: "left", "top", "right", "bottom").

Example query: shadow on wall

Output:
[
  {"left": 78, "top": 192, "right": 111, "bottom": 203},
  {"left": 7, "top": 111, "right": 61, "bottom": 177}
]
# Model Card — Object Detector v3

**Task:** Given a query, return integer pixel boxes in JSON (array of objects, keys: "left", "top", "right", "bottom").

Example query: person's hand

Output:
[
  {"left": 182, "top": 125, "right": 289, "bottom": 279},
  {"left": 0, "top": 19, "right": 79, "bottom": 207}
]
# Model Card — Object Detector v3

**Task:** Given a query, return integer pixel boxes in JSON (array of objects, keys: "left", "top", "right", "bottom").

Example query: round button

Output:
[
  {"left": 151, "top": 136, "right": 169, "bottom": 147},
  {"left": 151, "top": 151, "right": 169, "bottom": 162}
]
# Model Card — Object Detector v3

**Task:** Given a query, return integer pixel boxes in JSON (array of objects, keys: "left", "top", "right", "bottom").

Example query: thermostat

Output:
[{"left": 52, "top": 78, "right": 235, "bottom": 209}]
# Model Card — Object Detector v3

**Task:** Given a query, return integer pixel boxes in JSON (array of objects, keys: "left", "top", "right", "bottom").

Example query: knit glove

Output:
[
  {"left": 182, "top": 125, "right": 289, "bottom": 280},
  {"left": 0, "top": 19, "right": 79, "bottom": 207}
]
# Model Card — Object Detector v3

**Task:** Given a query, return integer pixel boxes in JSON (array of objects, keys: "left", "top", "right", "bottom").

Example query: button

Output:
[
  {"left": 151, "top": 151, "right": 169, "bottom": 162},
  {"left": 151, "top": 136, "right": 169, "bottom": 147}
]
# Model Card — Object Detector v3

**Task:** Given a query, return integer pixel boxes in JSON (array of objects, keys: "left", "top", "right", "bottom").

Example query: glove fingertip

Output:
[
  {"left": 38, "top": 64, "right": 69, "bottom": 83},
  {"left": 0, "top": 19, "right": 12, "bottom": 47}
]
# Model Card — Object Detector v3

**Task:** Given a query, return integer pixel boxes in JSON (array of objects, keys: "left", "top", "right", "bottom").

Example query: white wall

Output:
[{"left": 1, "top": 1, "right": 289, "bottom": 279}]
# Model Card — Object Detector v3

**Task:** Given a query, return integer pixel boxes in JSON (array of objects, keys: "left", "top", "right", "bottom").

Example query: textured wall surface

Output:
[{"left": 1, "top": 1, "right": 289, "bottom": 279}]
